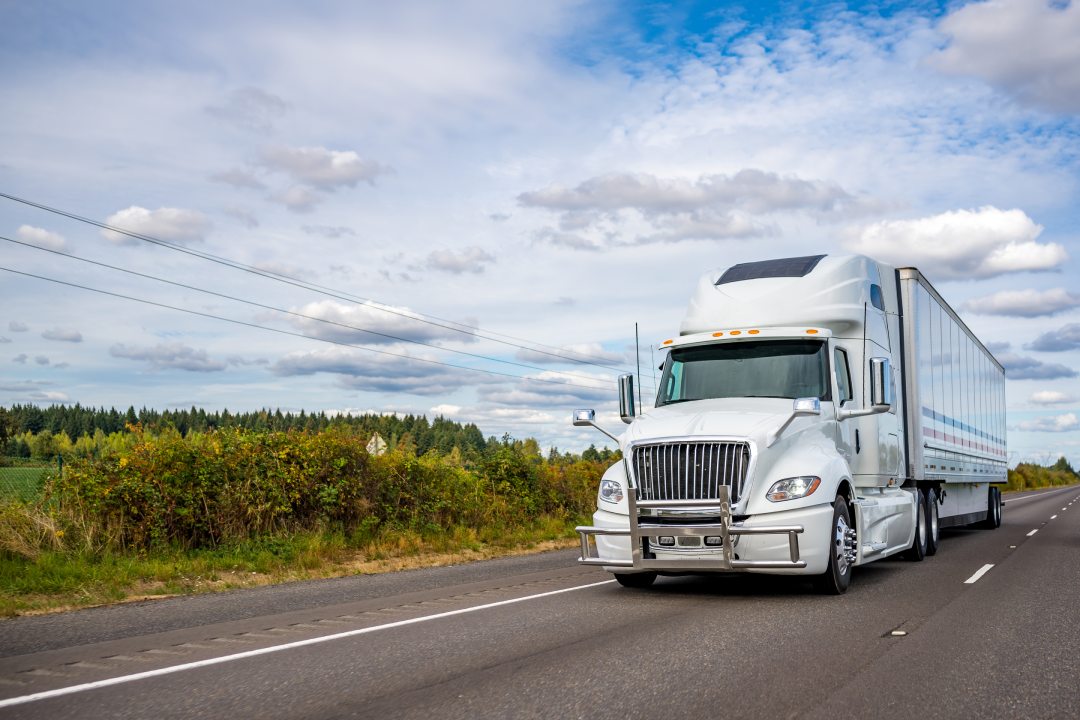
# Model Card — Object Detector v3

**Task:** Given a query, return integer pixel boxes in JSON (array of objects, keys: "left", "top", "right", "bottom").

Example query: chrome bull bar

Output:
[{"left": 577, "top": 486, "right": 807, "bottom": 570}]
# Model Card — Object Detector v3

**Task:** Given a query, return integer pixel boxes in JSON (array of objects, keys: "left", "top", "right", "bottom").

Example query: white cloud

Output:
[
  {"left": 1028, "top": 323, "right": 1080, "bottom": 352},
  {"left": 0, "top": 337, "right": 10, "bottom": 344},
  {"left": 270, "top": 347, "right": 484, "bottom": 396},
  {"left": 34, "top": 355, "right": 50, "bottom": 366},
  {"left": 997, "top": 351, "right": 1078, "bottom": 380},
  {"left": 430, "top": 403, "right": 462, "bottom": 416},
  {"left": 933, "top": 0, "right": 1080, "bottom": 114},
  {"left": 424, "top": 246, "right": 496, "bottom": 274},
  {"left": 12, "top": 354, "right": 27, "bottom": 364},
  {"left": 270, "top": 186, "right": 321, "bottom": 213},
  {"left": 1030, "top": 390, "right": 1076, "bottom": 405},
  {"left": 101, "top": 206, "right": 212, "bottom": 245},
  {"left": 16, "top": 224, "right": 66, "bottom": 251},
  {"left": 8, "top": 321, "right": 28, "bottom": 332},
  {"left": 285, "top": 300, "right": 476, "bottom": 346},
  {"left": 520, "top": 170, "right": 865, "bottom": 248},
  {"left": 109, "top": 343, "right": 227, "bottom": 372},
  {"left": 41, "top": 328, "right": 83, "bottom": 343},
  {"left": 211, "top": 168, "right": 266, "bottom": 189},
  {"left": 515, "top": 342, "right": 626, "bottom": 366},
  {"left": 223, "top": 206, "right": 260, "bottom": 228},
  {"left": 302, "top": 225, "right": 356, "bottom": 239},
  {"left": 846, "top": 207, "right": 1065, "bottom": 280},
  {"left": 205, "top": 86, "right": 290, "bottom": 131},
  {"left": 962, "top": 288, "right": 1080, "bottom": 317},
  {"left": 1014, "top": 413, "right": 1080, "bottom": 433},
  {"left": 260, "top": 145, "right": 390, "bottom": 190}
]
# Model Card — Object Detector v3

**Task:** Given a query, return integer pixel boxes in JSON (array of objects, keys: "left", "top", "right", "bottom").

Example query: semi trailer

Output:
[{"left": 573, "top": 254, "right": 1006, "bottom": 593}]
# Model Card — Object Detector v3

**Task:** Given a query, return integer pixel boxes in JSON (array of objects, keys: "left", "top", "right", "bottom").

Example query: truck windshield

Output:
[{"left": 657, "top": 340, "right": 830, "bottom": 405}]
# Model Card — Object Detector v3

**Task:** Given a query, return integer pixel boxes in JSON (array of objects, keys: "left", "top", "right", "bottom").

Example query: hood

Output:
[{"left": 624, "top": 397, "right": 796, "bottom": 447}]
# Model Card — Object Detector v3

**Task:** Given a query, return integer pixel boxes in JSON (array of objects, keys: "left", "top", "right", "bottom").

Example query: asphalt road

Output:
[{"left": 1, "top": 484, "right": 1078, "bottom": 719}]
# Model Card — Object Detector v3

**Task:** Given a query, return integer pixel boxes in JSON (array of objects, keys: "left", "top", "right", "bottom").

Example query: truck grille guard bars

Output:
[{"left": 576, "top": 486, "right": 807, "bottom": 571}]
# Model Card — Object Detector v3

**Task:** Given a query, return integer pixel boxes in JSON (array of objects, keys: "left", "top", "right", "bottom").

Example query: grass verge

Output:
[{"left": 0, "top": 515, "right": 581, "bottom": 618}]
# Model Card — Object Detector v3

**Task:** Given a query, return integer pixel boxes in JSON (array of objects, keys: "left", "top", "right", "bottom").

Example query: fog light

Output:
[
  {"left": 657, "top": 536, "right": 675, "bottom": 547},
  {"left": 705, "top": 536, "right": 723, "bottom": 546}
]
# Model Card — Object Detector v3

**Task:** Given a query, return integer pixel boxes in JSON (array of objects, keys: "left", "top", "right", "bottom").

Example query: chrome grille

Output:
[{"left": 631, "top": 441, "right": 750, "bottom": 503}]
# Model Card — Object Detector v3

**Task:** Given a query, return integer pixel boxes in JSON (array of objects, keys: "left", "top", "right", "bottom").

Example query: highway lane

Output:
[{"left": 1, "top": 484, "right": 1077, "bottom": 719}]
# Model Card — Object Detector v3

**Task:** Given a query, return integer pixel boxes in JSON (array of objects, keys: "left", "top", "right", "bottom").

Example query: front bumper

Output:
[{"left": 577, "top": 488, "right": 832, "bottom": 575}]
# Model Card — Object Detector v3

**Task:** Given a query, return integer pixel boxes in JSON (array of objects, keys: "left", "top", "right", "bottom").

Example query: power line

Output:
[
  {"left": 0, "top": 191, "right": 637, "bottom": 373},
  {"left": 0, "top": 265, "right": 618, "bottom": 392},
  {"left": 1, "top": 235, "right": 619, "bottom": 387}
]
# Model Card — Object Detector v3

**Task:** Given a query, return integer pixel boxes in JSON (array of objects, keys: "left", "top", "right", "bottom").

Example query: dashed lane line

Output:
[
  {"left": 1027, "top": 529, "right": 1039, "bottom": 537},
  {"left": 964, "top": 564, "right": 994, "bottom": 584},
  {"left": 0, "top": 578, "right": 616, "bottom": 710}
]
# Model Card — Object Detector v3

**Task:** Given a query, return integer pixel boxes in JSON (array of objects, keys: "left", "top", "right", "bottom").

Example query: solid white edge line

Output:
[
  {"left": 1051, "top": 515, "right": 1058, "bottom": 520},
  {"left": 1026, "top": 529, "right": 1039, "bottom": 537},
  {"left": 1004, "top": 487, "right": 1077, "bottom": 504},
  {"left": 0, "top": 578, "right": 616, "bottom": 709},
  {"left": 964, "top": 564, "right": 994, "bottom": 584}
]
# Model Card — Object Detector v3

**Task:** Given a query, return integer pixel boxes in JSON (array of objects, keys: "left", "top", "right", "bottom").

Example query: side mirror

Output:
[
  {"left": 572, "top": 408, "right": 619, "bottom": 443},
  {"left": 618, "top": 374, "right": 636, "bottom": 424},
  {"left": 869, "top": 357, "right": 893, "bottom": 410}
]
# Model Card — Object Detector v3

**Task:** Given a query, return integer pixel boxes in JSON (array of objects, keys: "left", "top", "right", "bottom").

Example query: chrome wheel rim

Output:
[
  {"left": 835, "top": 513, "right": 851, "bottom": 575},
  {"left": 929, "top": 494, "right": 939, "bottom": 543}
]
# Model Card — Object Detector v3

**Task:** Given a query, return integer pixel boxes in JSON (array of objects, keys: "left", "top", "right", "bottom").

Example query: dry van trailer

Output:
[{"left": 897, "top": 267, "right": 1007, "bottom": 528}]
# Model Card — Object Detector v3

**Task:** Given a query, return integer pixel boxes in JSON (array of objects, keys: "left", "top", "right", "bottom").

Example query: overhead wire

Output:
[
  {"left": 0, "top": 192, "right": 638, "bottom": 373},
  {"left": 0, "top": 265, "right": 622, "bottom": 392},
  {"left": 1, "top": 235, "right": 624, "bottom": 388}
]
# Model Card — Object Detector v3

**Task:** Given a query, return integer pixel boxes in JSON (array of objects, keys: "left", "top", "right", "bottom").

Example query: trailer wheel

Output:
[
  {"left": 812, "top": 498, "right": 853, "bottom": 595},
  {"left": 614, "top": 571, "right": 657, "bottom": 588},
  {"left": 980, "top": 486, "right": 1002, "bottom": 529},
  {"left": 924, "top": 488, "right": 940, "bottom": 557},
  {"left": 904, "top": 488, "right": 927, "bottom": 561}
]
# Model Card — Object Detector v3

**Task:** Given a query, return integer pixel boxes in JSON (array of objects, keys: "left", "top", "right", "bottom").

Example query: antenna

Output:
[{"left": 635, "top": 322, "right": 643, "bottom": 411}]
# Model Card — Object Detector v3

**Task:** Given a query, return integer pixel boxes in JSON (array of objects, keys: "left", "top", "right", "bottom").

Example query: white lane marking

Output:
[
  {"left": 1005, "top": 487, "right": 1076, "bottom": 504},
  {"left": 1051, "top": 515, "right": 1058, "bottom": 520},
  {"left": 964, "top": 564, "right": 994, "bottom": 584},
  {"left": 0, "top": 578, "right": 616, "bottom": 709},
  {"left": 1027, "top": 529, "right": 1039, "bottom": 537}
]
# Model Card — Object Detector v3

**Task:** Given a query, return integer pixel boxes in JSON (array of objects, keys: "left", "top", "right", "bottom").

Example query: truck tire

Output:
[
  {"left": 980, "top": 486, "right": 1002, "bottom": 529},
  {"left": 924, "top": 487, "right": 940, "bottom": 557},
  {"left": 813, "top": 498, "right": 853, "bottom": 595},
  {"left": 614, "top": 571, "right": 657, "bottom": 588},
  {"left": 904, "top": 488, "right": 927, "bottom": 561}
]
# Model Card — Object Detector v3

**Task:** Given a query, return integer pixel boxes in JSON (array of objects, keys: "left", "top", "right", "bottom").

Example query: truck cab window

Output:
[
  {"left": 833, "top": 347, "right": 852, "bottom": 405},
  {"left": 657, "top": 340, "right": 830, "bottom": 405}
]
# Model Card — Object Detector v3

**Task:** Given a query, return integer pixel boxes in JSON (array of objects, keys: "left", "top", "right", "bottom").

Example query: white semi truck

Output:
[{"left": 574, "top": 254, "right": 1007, "bottom": 593}]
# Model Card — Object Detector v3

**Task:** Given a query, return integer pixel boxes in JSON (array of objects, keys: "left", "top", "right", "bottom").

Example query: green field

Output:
[{"left": 0, "top": 462, "right": 54, "bottom": 502}]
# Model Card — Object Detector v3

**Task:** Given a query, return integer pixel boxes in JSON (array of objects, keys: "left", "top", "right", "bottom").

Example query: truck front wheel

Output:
[{"left": 813, "top": 498, "right": 853, "bottom": 595}]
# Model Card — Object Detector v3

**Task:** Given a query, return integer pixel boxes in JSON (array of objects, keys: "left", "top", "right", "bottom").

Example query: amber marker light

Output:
[
  {"left": 712, "top": 332, "right": 724, "bottom": 337},
  {"left": 662, "top": 339, "right": 674, "bottom": 345},
  {"left": 748, "top": 329, "right": 760, "bottom": 335},
  {"left": 806, "top": 329, "right": 819, "bottom": 335},
  {"left": 729, "top": 330, "right": 742, "bottom": 336}
]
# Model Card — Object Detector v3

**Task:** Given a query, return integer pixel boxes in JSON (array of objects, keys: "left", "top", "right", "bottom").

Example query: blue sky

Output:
[{"left": 1, "top": 0, "right": 1079, "bottom": 462}]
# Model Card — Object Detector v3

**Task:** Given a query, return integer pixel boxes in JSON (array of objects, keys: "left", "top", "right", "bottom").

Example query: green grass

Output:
[
  {"left": 0, "top": 465, "right": 53, "bottom": 502},
  {"left": 0, "top": 516, "right": 583, "bottom": 617}
]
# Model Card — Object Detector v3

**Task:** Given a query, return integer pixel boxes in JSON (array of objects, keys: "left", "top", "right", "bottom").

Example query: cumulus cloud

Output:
[
  {"left": 424, "top": 246, "right": 496, "bottom": 274},
  {"left": 302, "top": 225, "right": 356, "bottom": 239},
  {"left": 270, "top": 186, "right": 321, "bottom": 213},
  {"left": 211, "top": 168, "right": 266, "bottom": 189},
  {"left": 205, "top": 86, "right": 290, "bottom": 132},
  {"left": 984, "top": 341, "right": 1011, "bottom": 354},
  {"left": 271, "top": 348, "right": 484, "bottom": 396},
  {"left": 223, "top": 206, "right": 259, "bottom": 228},
  {"left": 8, "top": 321, "right": 28, "bottom": 332},
  {"left": 0, "top": 337, "right": 10, "bottom": 344},
  {"left": 16, "top": 225, "right": 66, "bottom": 251},
  {"left": 260, "top": 146, "right": 390, "bottom": 190},
  {"left": 1030, "top": 390, "right": 1076, "bottom": 405},
  {"left": 285, "top": 300, "right": 477, "bottom": 346},
  {"left": 997, "top": 351, "right": 1077, "bottom": 380},
  {"left": 109, "top": 343, "right": 227, "bottom": 372},
  {"left": 41, "top": 328, "right": 83, "bottom": 343},
  {"left": 1027, "top": 323, "right": 1080, "bottom": 352},
  {"left": 962, "top": 288, "right": 1080, "bottom": 318},
  {"left": 846, "top": 206, "right": 1065, "bottom": 279},
  {"left": 102, "top": 206, "right": 212, "bottom": 245},
  {"left": 933, "top": 0, "right": 1080, "bottom": 114},
  {"left": 34, "top": 355, "right": 49, "bottom": 366},
  {"left": 1014, "top": 413, "right": 1080, "bottom": 433},
  {"left": 520, "top": 169, "right": 864, "bottom": 249},
  {"left": 0, "top": 381, "right": 69, "bottom": 403}
]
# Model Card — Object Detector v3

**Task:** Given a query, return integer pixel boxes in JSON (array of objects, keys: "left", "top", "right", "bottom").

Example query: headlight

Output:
[
  {"left": 599, "top": 479, "right": 624, "bottom": 504},
  {"left": 766, "top": 476, "right": 821, "bottom": 502}
]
